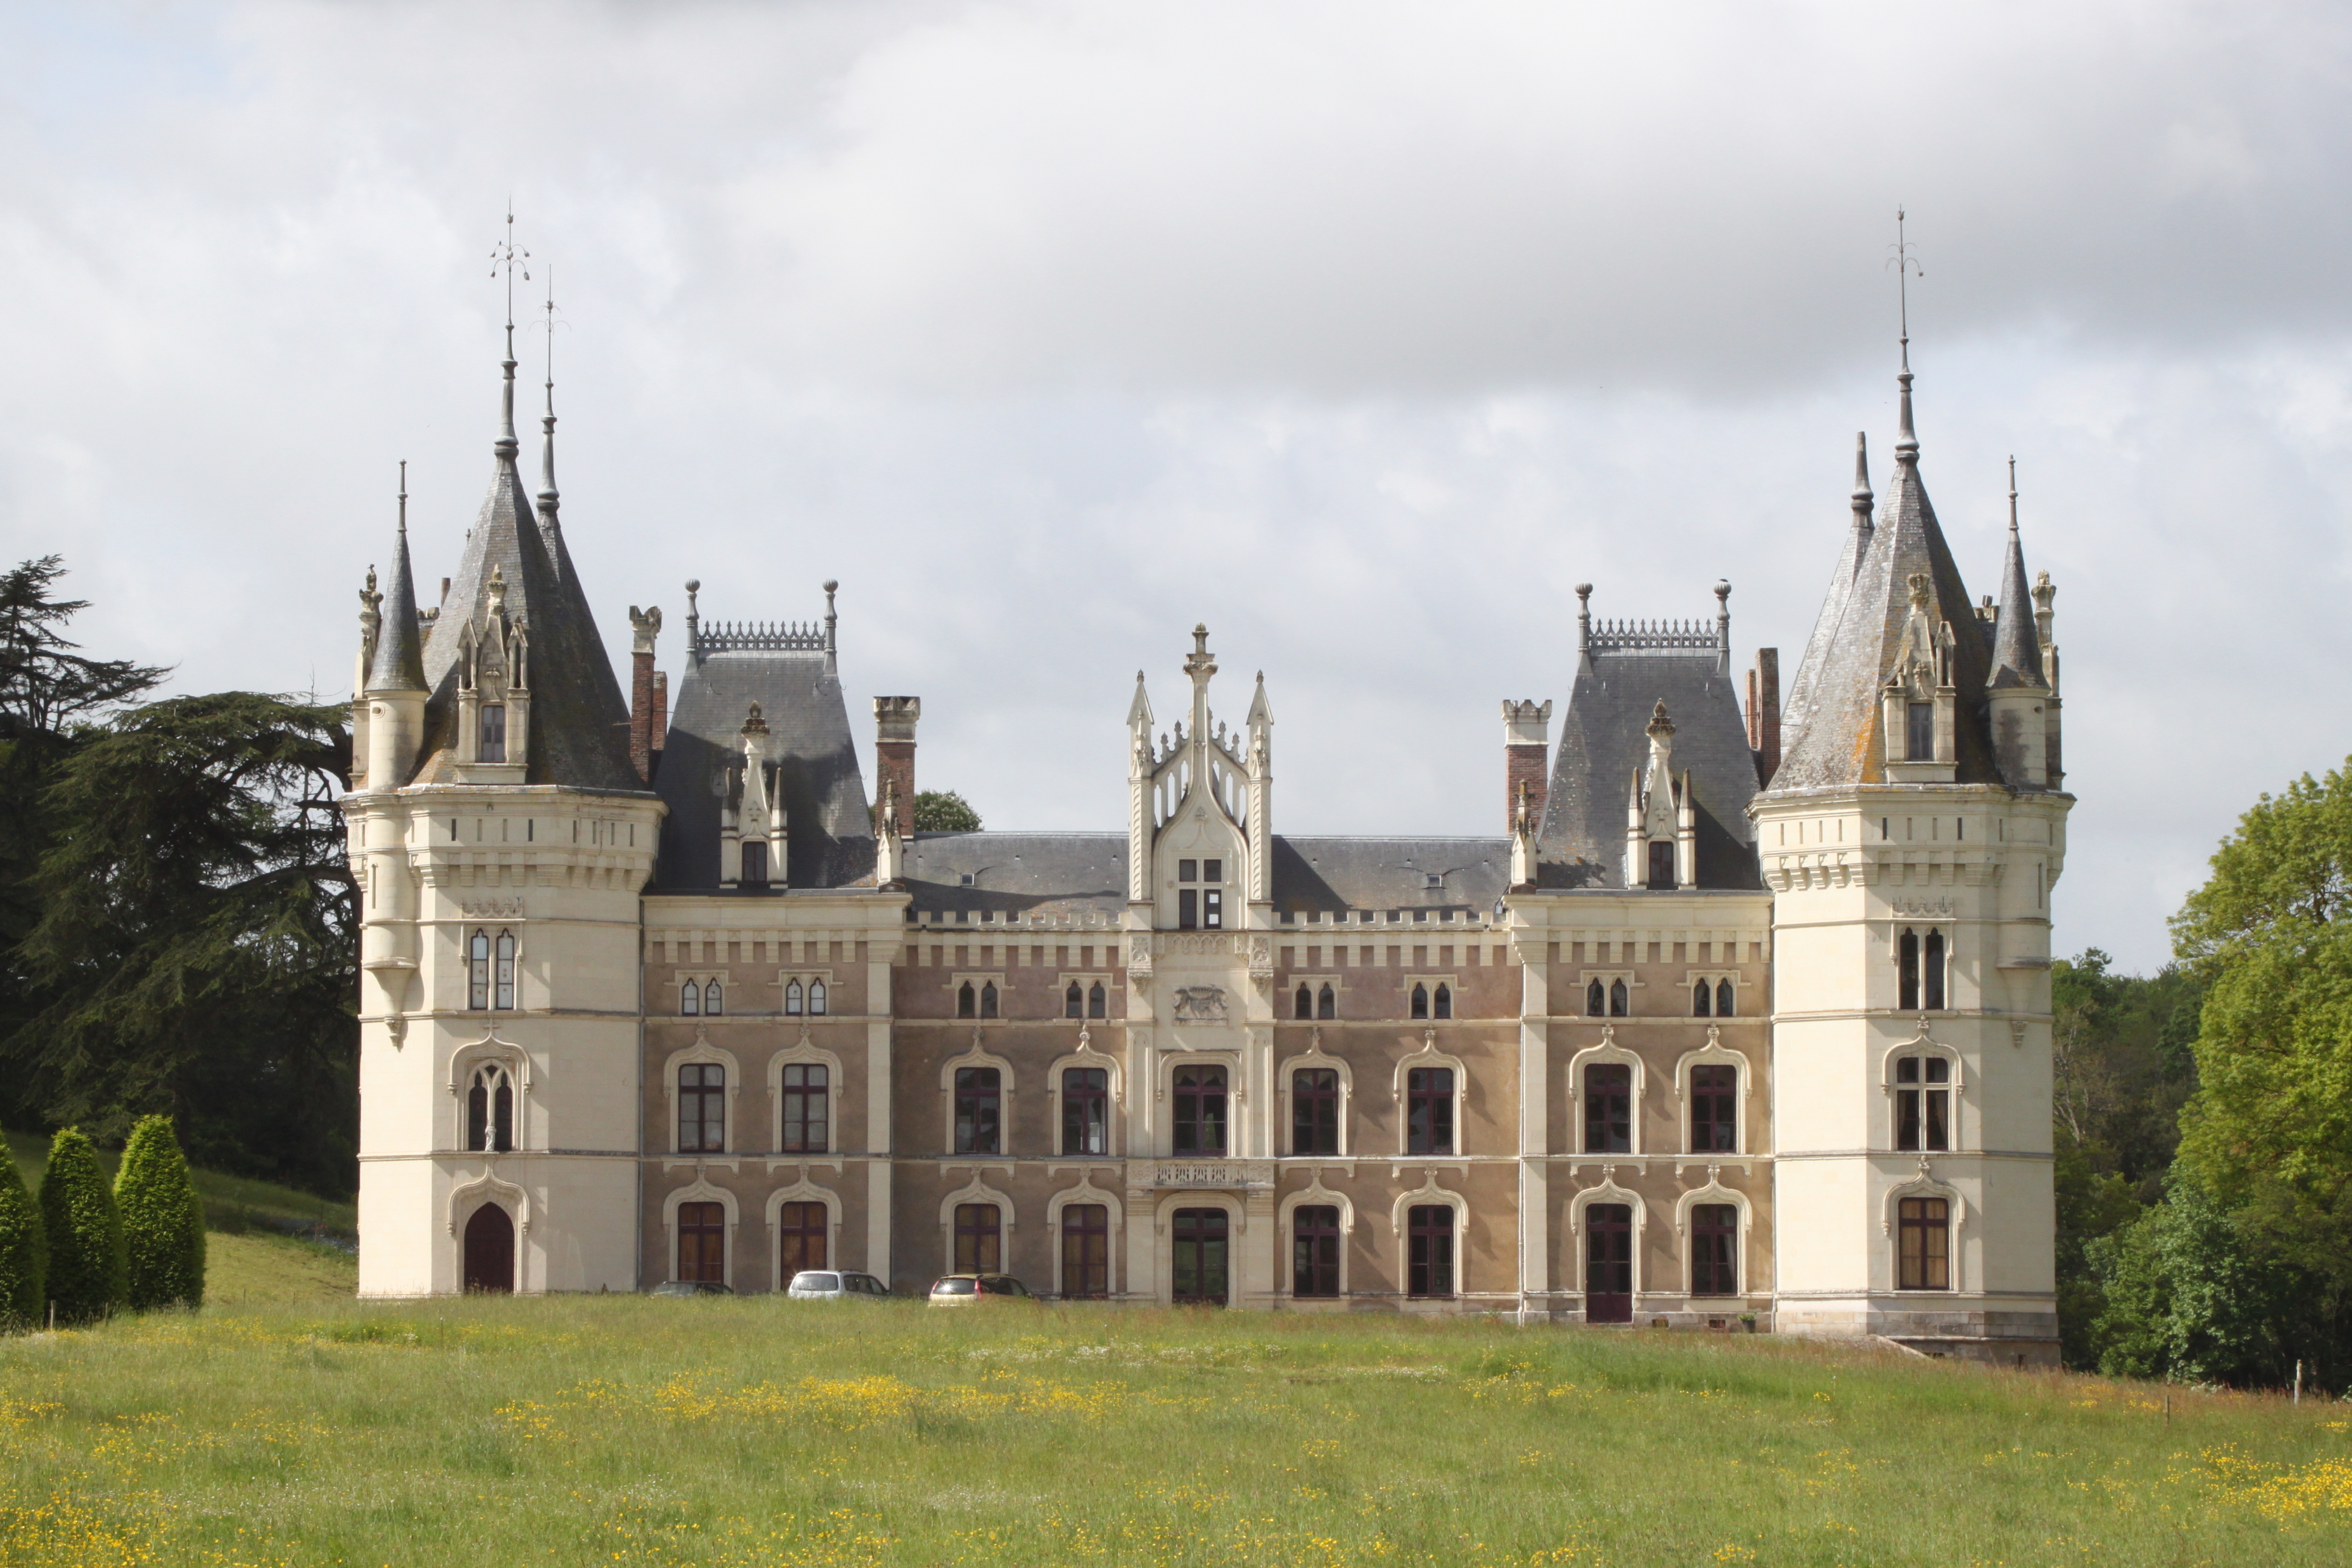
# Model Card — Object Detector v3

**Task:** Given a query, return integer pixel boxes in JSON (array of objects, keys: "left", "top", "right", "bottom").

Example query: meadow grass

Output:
[{"left": 0, "top": 1296, "right": 2346, "bottom": 1567}]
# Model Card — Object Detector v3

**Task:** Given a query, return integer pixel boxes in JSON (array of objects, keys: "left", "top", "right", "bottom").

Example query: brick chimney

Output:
[
  {"left": 1746, "top": 648, "right": 1781, "bottom": 787},
  {"left": 874, "top": 697, "right": 921, "bottom": 836},
  {"left": 628, "top": 605, "right": 665, "bottom": 783},
  {"left": 1501, "top": 699, "right": 1552, "bottom": 834},
  {"left": 650, "top": 670, "right": 669, "bottom": 781}
]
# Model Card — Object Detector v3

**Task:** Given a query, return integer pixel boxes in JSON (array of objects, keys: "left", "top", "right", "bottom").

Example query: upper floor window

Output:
[
  {"left": 1176, "top": 858, "right": 1224, "bottom": 930},
  {"left": 1646, "top": 840, "right": 1674, "bottom": 890},
  {"left": 1294, "top": 983, "right": 1313, "bottom": 1021},
  {"left": 1895, "top": 1056, "right": 1951, "bottom": 1151},
  {"left": 784, "top": 979, "right": 803, "bottom": 1015},
  {"left": 1587, "top": 979, "right": 1605, "bottom": 1017},
  {"left": 1906, "top": 701, "right": 1934, "bottom": 761},
  {"left": 1898, "top": 928, "right": 1947, "bottom": 1011},
  {"left": 1693, "top": 979, "right": 1711, "bottom": 1017},
  {"left": 1690, "top": 1065, "right": 1737, "bottom": 1153},
  {"left": 1611, "top": 979, "right": 1628, "bottom": 1017},
  {"left": 954, "top": 1067, "right": 1001, "bottom": 1154},
  {"left": 1716, "top": 979, "right": 1734, "bottom": 1017},
  {"left": 1089, "top": 981, "right": 1107, "bottom": 1019},
  {"left": 1690, "top": 1203, "right": 1737, "bottom": 1295},
  {"left": 494, "top": 931, "right": 516, "bottom": 1010},
  {"left": 703, "top": 979, "right": 723, "bottom": 1016},
  {"left": 1433, "top": 982, "right": 1452, "bottom": 1020},
  {"left": 1068, "top": 982, "right": 1086, "bottom": 1020},
  {"left": 1318, "top": 983, "right": 1335, "bottom": 1020},
  {"left": 1173, "top": 1065, "right": 1227, "bottom": 1156},
  {"left": 1584, "top": 1063, "right": 1631, "bottom": 1154},
  {"left": 469, "top": 931, "right": 490, "bottom": 1010},
  {"left": 1292, "top": 1068, "right": 1338, "bottom": 1156},
  {"left": 681, "top": 979, "right": 700, "bottom": 1016},
  {"left": 678, "top": 1063, "right": 725, "bottom": 1153},
  {"left": 466, "top": 1064, "right": 513, "bottom": 1152},
  {"left": 958, "top": 981, "right": 976, "bottom": 1019},
  {"left": 779, "top": 1063, "right": 827, "bottom": 1153},
  {"left": 1062, "top": 1067, "right": 1109, "bottom": 1156},
  {"left": 480, "top": 703, "right": 507, "bottom": 763},
  {"left": 980, "top": 981, "right": 1000, "bottom": 1019},
  {"left": 740, "top": 839, "right": 769, "bottom": 888},
  {"left": 1406, "top": 1066, "right": 1455, "bottom": 1156},
  {"left": 1898, "top": 1196, "right": 1950, "bottom": 1290},
  {"left": 808, "top": 979, "right": 827, "bottom": 1016},
  {"left": 1411, "top": 983, "right": 1429, "bottom": 1021}
]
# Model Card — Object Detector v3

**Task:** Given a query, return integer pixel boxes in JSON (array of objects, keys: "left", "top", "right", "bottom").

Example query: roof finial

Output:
[
  {"left": 1888, "top": 207, "right": 1923, "bottom": 464},
  {"left": 823, "top": 579, "right": 839, "bottom": 677},
  {"left": 397, "top": 459, "right": 407, "bottom": 536},
  {"left": 1851, "top": 432, "right": 1873, "bottom": 513},
  {"left": 538, "top": 264, "right": 562, "bottom": 520},
  {"left": 2007, "top": 454, "right": 2019, "bottom": 535},
  {"left": 489, "top": 206, "right": 530, "bottom": 465}
]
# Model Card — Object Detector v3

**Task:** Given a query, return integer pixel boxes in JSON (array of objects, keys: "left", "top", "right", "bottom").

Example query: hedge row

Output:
[{"left": 0, "top": 1116, "right": 205, "bottom": 1329}]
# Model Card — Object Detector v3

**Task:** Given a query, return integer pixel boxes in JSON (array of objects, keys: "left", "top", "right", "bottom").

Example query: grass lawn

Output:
[{"left": 0, "top": 1299, "right": 2346, "bottom": 1568}]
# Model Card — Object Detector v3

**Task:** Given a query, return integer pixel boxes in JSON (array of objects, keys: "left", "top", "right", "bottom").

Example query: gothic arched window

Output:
[
  {"left": 681, "top": 979, "right": 700, "bottom": 1016},
  {"left": 1716, "top": 979, "right": 1735, "bottom": 1018},
  {"left": 1923, "top": 930, "right": 1946, "bottom": 1011},
  {"left": 1294, "top": 984, "right": 1313, "bottom": 1021},
  {"left": 808, "top": 980, "right": 827, "bottom": 1017},
  {"left": 493, "top": 931, "right": 516, "bottom": 1010},
  {"left": 1088, "top": 982, "right": 1107, "bottom": 1019},
  {"left": 466, "top": 1064, "right": 514, "bottom": 1153},
  {"left": 958, "top": 982, "right": 977, "bottom": 1019},
  {"left": 1433, "top": 983, "right": 1452, "bottom": 1020},
  {"left": 1410, "top": 983, "right": 1429, "bottom": 1021},
  {"left": 1609, "top": 979, "right": 1628, "bottom": 1018},
  {"left": 784, "top": 979, "right": 803, "bottom": 1016},
  {"left": 1317, "top": 983, "right": 1335, "bottom": 1020},
  {"left": 468, "top": 930, "right": 490, "bottom": 1011},
  {"left": 1693, "top": 979, "right": 1712, "bottom": 1018},
  {"left": 1898, "top": 930, "right": 1920, "bottom": 1011},
  {"left": 1067, "top": 982, "right": 1084, "bottom": 1020},
  {"left": 1586, "top": 979, "right": 1605, "bottom": 1018},
  {"left": 703, "top": 979, "right": 723, "bottom": 1017},
  {"left": 980, "top": 981, "right": 1000, "bottom": 1020}
]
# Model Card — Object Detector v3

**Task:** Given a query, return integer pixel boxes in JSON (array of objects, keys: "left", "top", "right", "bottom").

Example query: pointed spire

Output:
[
  {"left": 490, "top": 209, "right": 530, "bottom": 467},
  {"left": 1246, "top": 671, "right": 1273, "bottom": 728},
  {"left": 1989, "top": 456, "right": 2047, "bottom": 689},
  {"left": 537, "top": 264, "right": 560, "bottom": 522},
  {"left": 1891, "top": 207, "right": 1923, "bottom": 464},
  {"left": 366, "top": 462, "right": 428, "bottom": 693},
  {"left": 1851, "top": 431, "right": 1874, "bottom": 531}
]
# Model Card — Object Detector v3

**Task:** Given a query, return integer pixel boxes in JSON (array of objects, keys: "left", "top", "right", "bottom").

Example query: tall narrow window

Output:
[
  {"left": 779, "top": 1063, "right": 828, "bottom": 1153},
  {"left": 1292, "top": 1204, "right": 1340, "bottom": 1298},
  {"left": 1067, "top": 982, "right": 1085, "bottom": 1020},
  {"left": 1895, "top": 1056, "right": 1952, "bottom": 1152},
  {"left": 807, "top": 980, "right": 826, "bottom": 1016},
  {"left": 1585, "top": 1064, "right": 1631, "bottom": 1154},
  {"left": 677, "top": 1202, "right": 726, "bottom": 1284},
  {"left": 1407, "top": 1206, "right": 1455, "bottom": 1298},
  {"left": 1586, "top": 979, "right": 1605, "bottom": 1018},
  {"left": 777, "top": 1202, "right": 827, "bottom": 1279},
  {"left": 703, "top": 980, "right": 723, "bottom": 1016},
  {"left": 1898, "top": 1196, "right": 1950, "bottom": 1290},
  {"left": 1907, "top": 701, "right": 1934, "bottom": 761},
  {"left": 784, "top": 979, "right": 804, "bottom": 1016},
  {"left": 1060, "top": 1204, "right": 1109, "bottom": 1298},
  {"left": 980, "top": 981, "right": 999, "bottom": 1020},
  {"left": 1294, "top": 983, "right": 1313, "bottom": 1020},
  {"left": 1716, "top": 979, "right": 1735, "bottom": 1018},
  {"left": 1585, "top": 1203, "right": 1633, "bottom": 1323},
  {"left": 468, "top": 930, "right": 490, "bottom": 1011},
  {"left": 493, "top": 931, "right": 516, "bottom": 1010},
  {"left": 1433, "top": 983, "right": 1452, "bottom": 1020},
  {"left": 1691, "top": 1203, "right": 1738, "bottom": 1295},
  {"left": 953, "top": 1203, "right": 1001, "bottom": 1274},
  {"left": 679, "top": 1063, "right": 726, "bottom": 1153},
  {"left": 1690, "top": 1065, "right": 1737, "bottom": 1153},
  {"left": 1089, "top": 982, "right": 1107, "bottom": 1019},
  {"left": 681, "top": 979, "right": 700, "bottom": 1016},
  {"left": 1923, "top": 930, "right": 1946, "bottom": 1010},
  {"left": 1317, "top": 983, "right": 1335, "bottom": 1020},
  {"left": 1693, "top": 979, "right": 1712, "bottom": 1018},
  {"left": 1406, "top": 1067, "right": 1455, "bottom": 1156},
  {"left": 1647, "top": 840, "right": 1675, "bottom": 890},
  {"left": 1062, "top": 1067, "right": 1109, "bottom": 1156},
  {"left": 1292, "top": 1068, "right": 1338, "bottom": 1156},
  {"left": 1610, "top": 979, "right": 1628, "bottom": 1017},
  {"left": 1173, "top": 1065, "right": 1227, "bottom": 1156},
  {"left": 480, "top": 703, "right": 507, "bottom": 763},
  {"left": 1898, "top": 930, "right": 1920, "bottom": 1011},
  {"left": 1410, "top": 983, "right": 1429, "bottom": 1021},
  {"left": 466, "top": 1064, "right": 514, "bottom": 1152},
  {"left": 954, "top": 1067, "right": 1001, "bottom": 1154},
  {"left": 740, "top": 839, "right": 769, "bottom": 888},
  {"left": 1178, "top": 889, "right": 1198, "bottom": 930},
  {"left": 958, "top": 982, "right": 977, "bottom": 1019}
]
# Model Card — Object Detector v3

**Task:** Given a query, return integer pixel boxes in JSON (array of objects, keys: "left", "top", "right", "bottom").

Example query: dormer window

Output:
[
  {"left": 1176, "top": 858, "right": 1224, "bottom": 930},
  {"left": 1906, "top": 702, "right": 1934, "bottom": 761},
  {"left": 1647, "top": 841, "right": 1674, "bottom": 890},
  {"left": 741, "top": 840, "right": 769, "bottom": 888},
  {"left": 480, "top": 704, "right": 507, "bottom": 763}
]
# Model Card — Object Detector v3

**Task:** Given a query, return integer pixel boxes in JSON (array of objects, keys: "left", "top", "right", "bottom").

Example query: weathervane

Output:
[
  {"left": 490, "top": 207, "right": 531, "bottom": 336},
  {"left": 1887, "top": 207, "right": 1924, "bottom": 360}
]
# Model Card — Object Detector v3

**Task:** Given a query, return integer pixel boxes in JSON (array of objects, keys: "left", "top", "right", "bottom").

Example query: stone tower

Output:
[{"left": 1752, "top": 347, "right": 2070, "bottom": 1364}]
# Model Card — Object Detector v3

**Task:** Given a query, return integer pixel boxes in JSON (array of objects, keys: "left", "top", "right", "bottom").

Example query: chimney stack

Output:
[
  {"left": 1501, "top": 699, "right": 1553, "bottom": 836},
  {"left": 628, "top": 605, "right": 665, "bottom": 783},
  {"left": 874, "top": 697, "right": 921, "bottom": 836},
  {"left": 1746, "top": 648, "right": 1781, "bottom": 787}
]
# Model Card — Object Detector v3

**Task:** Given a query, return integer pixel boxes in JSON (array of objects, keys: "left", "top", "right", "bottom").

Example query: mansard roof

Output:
[
  {"left": 412, "top": 411, "right": 642, "bottom": 792},
  {"left": 1532, "top": 602, "right": 1762, "bottom": 890},
  {"left": 1770, "top": 409, "right": 1999, "bottom": 790},
  {"left": 651, "top": 624, "right": 875, "bottom": 892}
]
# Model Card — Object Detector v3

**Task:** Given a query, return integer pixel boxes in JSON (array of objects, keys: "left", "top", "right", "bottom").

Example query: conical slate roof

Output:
[
  {"left": 409, "top": 361, "right": 643, "bottom": 792},
  {"left": 1774, "top": 433, "right": 1874, "bottom": 761},
  {"left": 365, "top": 514, "right": 427, "bottom": 695},
  {"left": 1988, "top": 510, "right": 2045, "bottom": 690}
]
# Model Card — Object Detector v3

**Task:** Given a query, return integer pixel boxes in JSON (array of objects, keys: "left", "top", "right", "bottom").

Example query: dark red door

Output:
[
  {"left": 1586, "top": 1203, "right": 1632, "bottom": 1323},
  {"left": 463, "top": 1203, "right": 514, "bottom": 1294}
]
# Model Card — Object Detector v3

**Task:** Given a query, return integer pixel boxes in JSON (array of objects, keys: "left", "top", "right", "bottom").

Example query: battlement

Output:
[
  {"left": 1587, "top": 618, "right": 1722, "bottom": 655},
  {"left": 695, "top": 619, "right": 826, "bottom": 653}
]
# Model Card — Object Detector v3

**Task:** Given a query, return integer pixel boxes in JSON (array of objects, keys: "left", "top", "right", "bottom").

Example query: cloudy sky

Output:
[{"left": 5, "top": 0, "right": 2349, "bottom": 970}]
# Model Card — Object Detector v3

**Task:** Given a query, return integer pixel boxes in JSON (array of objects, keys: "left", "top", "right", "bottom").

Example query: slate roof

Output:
[
  {"left": 412, "top": 382, "right": 643, "bottom": 793},
  {"left": 365, "top": 516, "right": 428, "bottom": 695},
  {"left": 1988, "top": 519, "right": 2046, "bottom": 690},
  {"left": 1533, "top": 630, "right": 1762, "bottom": 891},
  {"left": 1777, "top": 434, "right": 1875, "bottom": 751},
  {"left": 1771, "top": 388, "right": 2001, "bottom": 791},
  {"left": 652, "top": 643, "right": 876, "bottom": 891}
]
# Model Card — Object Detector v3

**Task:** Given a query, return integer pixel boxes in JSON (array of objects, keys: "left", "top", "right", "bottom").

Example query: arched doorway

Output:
[
  {"left": 1171, "top": 1207, "right": 1228, "bottom": 1306},
  {"left": 1585, "top": 1204, "right": 1632, "bottom": 1323},
  {"left": 462, "top": 1203, "right": 515, "bottom": 1294}
]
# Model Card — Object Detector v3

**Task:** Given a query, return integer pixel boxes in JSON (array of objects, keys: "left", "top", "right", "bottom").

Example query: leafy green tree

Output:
[
  {"left": 114, "top": 1114, "right": 204, "bottom": 1311},
  {"left": 911, "top": 790, "right": 982, "bottom": 833},
  {"left": 0, "top": 1151, "right": 44, "bottom": 1328},
  {"left": 2089, "top": 1171, "right": 2302, "bottom": 1386},
  {"left": 38, "top": 1127, "right": 125, "bottom": 1324},
  {"left": 14, "top": 693, "right": 356, "bottom": 1196}
]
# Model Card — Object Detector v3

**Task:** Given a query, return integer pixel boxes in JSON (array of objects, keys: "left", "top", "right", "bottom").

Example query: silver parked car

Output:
[{"left": 786, "top": 1269, "right": 890, "bottom": 1300}]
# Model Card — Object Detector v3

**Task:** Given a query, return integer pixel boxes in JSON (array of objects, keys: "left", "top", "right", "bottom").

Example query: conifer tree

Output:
[
  {"left": 0, "top": 1151, "right": 44, "bottom": 1328},
  {"left": 114, "top": 1115, "right": 204, "bottom": 1311},
  {"left": 39, "top": 1128, "right": 125, "bottom": 1324}
]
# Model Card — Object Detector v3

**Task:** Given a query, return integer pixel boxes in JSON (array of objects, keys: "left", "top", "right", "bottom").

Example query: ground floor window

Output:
[
  {"left": 778, "top": 1201, "right": 827, "bottom": 1280},
  {"left": 1586, "top": 1203, "right": 1632, "bottom": 1323},
  {"left": 1407, "top": 1205, "right": 1455, "bottom": 1298},
  {"left": 1171, "top": 1207, "right": 1228, "bottom": 1306},
  {"left": 954, "top": 1203, "right": 1002, "bottom": 1274},
  {"left": 1292, "top": 1205, "right": 1340, "bottom": 1298},
  {"left": 677, "top": 1201, "right": 726, "bottom": 1285},
  {"left": 1061, "top": 1204, "right": 1109, "bottom": 1298},
  {"left": 1898, "top": 1197, "right": 1950, "bottom": 1290},
  {"left": 1690, "top": 1203, "right": 1737, "bottom": 1295}
]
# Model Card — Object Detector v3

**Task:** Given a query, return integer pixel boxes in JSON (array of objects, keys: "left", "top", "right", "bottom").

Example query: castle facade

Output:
[{"left": 345, "top": 330, "right": 2070, "bottom": 1364}]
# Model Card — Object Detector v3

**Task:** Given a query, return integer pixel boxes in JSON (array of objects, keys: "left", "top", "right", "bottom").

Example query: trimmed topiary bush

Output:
[
  {"left": 0, "top": 1151, "right": 45, "bottom": 1329},
  {"left": 115, "top": 1115, "right": 205, "bottom": 1312},
  {"left": 40, "top": 1128, "right": 126, "bottom": 1325}
]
